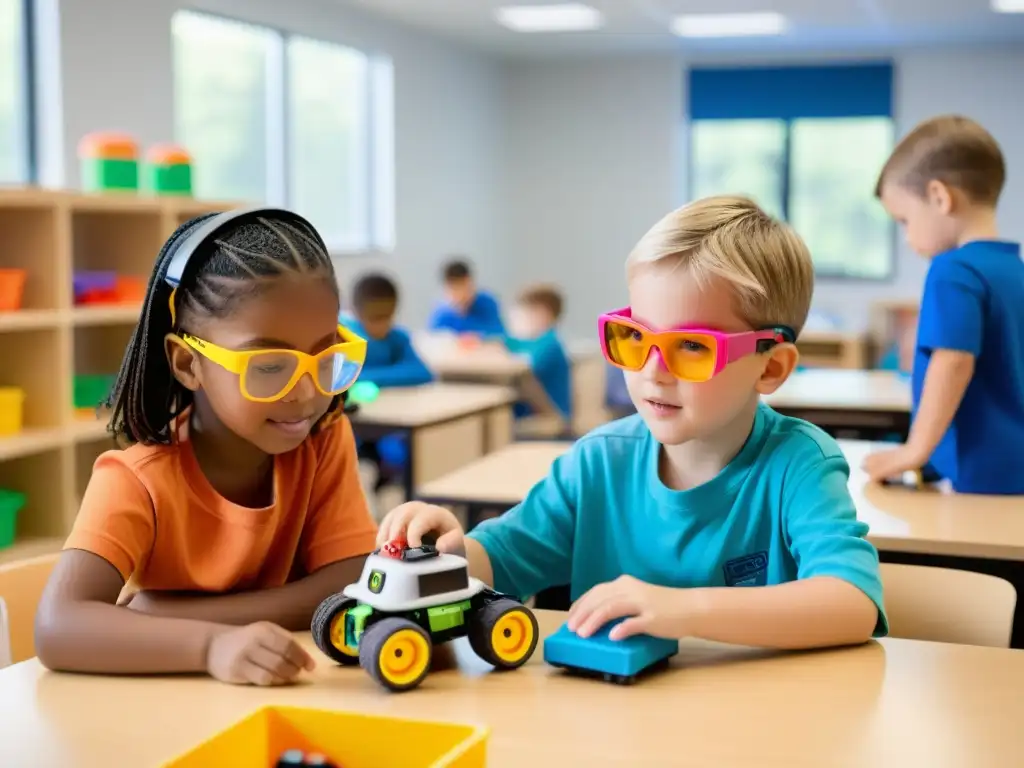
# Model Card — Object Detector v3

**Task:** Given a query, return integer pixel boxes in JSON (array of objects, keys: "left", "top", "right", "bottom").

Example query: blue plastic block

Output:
[{"left": 543, "top": 619, "right": 678, "bottom": 680}]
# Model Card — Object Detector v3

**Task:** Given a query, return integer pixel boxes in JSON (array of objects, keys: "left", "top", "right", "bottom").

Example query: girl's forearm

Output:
[{"left": 35, "top": 600, "right": 223, "bottom": 675}]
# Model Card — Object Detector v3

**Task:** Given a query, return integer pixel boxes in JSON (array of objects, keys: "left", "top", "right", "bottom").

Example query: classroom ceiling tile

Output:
[{"left": 339, "top": 0, "right": 1024, "bottom": 56}]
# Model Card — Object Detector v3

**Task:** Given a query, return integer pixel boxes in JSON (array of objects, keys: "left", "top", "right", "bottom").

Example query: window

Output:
[
  {"left": 0, "top": 0, "right": 33, "bottom": 184},
  {"left": 172, "top": 11, "right": 393, "bottom": 252},
  {"left": 688, "top": 64, "right": 895, "bottom": 280},
  {"left": 172, "top": 13, "right": 277, "bottom": 204}
]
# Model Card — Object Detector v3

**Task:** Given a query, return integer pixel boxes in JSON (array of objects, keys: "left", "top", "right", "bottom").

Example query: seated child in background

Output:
[
  {"left": 34, "top": 210, "right": 377, "bottom": 686},
  {"left": 345, "top": 272, "right": 433, "bottom": 389},
  {"left": 505, "top": 284, "right": 572, "bottom": 421},
  {"left": 379, "top": 195, "right": 887, "bottom": 650},
  {"left": 428, "top": 258, "right": 506, "bottom": 338},
  {"left": 344, "top": 272, "right": 432, "bottom": 492},
  {"left": 864, "top": 115, "right": 1024, "bottom": 494}
]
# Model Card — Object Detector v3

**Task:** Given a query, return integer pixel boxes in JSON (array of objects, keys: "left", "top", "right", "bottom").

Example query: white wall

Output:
[
  {"left": 501, "top": 47, "right": 1024, "bottom": 338},
  {"left": 54, "top": 0, "right": 504, "bottom": 328}
]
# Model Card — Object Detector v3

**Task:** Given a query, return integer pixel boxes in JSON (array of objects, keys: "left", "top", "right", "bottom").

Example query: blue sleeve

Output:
[
  {"left": 917, "top": 259, "right": 985, "bottom": 356},
  {"left": 466, "top": 449, "right": 578, "bottom": 599},
  {"left": 361, "top": 332, "right": 434, "bottom": 389},
  {"left": 478, "top": 293, "right": 506, "bottom": 338},
  {"left": 782, "top": 450, "right": 889, "bottom": 637},
  {"left": 428, "top": 305, "right": 455, "bottom": 332}
]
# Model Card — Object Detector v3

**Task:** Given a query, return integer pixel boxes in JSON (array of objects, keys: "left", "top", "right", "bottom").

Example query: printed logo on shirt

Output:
[{"left": 723, "top": 551, "right": 768, "bottom": 587}]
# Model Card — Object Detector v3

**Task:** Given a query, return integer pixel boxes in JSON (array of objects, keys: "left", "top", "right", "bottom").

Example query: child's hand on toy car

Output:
[
  {"left": 376, "top": 502, "right": 465, "bottom": 555},
  {"left": 206, "top": 621, "right": 316, "bottom": 686}
]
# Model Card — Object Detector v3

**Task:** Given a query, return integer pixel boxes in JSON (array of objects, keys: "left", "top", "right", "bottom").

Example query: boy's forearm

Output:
[
  {"left": 465, "top": 538, "right": 495, "bottom": 588},
  {"left": 684, "top": 577, "right": 878, "bottom": 649},
  {"left": 127, "top": 557, "right": 366, "bottom": 632},
  {"left": 907, "top": 349, "right": 975, "bottom": 461},
  {"left": 35, "top": 601, "right": 223, "bottom": 674}
]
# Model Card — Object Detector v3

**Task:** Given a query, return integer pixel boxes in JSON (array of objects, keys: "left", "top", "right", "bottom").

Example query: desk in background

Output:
[
  {"left": 763, "top": 369, "right": 912, "bottom": 440},
  {"left": 349, "top": 383, "right": 516, "bottom": 500},
  {"left": 2, "top": 610, "right": 1023, "bottom": 767},
  {"left": 417, "top": 439, "right": 1024, "bottom": 646}
]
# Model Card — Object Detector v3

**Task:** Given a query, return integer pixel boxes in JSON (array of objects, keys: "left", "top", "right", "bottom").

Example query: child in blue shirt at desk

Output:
[
  {"left": 505, "top": 284, "right": 572, "bottom": 421},
  {"left": 377, "top": 196, "right": 887, "bottom": 650},
  {"left": 345, "top": 273, "right": 432, "bottom": 490},
  {"left": 428, "top": 259, "right": 505, "bottom": 338},
  {"left": 863, "top": 115, "right": 1024, "bottom": 494}
]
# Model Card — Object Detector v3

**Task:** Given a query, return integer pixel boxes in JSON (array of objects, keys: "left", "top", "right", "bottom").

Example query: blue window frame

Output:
[{"left": 688, "top": 63, "right": 896, "bottom": 280}]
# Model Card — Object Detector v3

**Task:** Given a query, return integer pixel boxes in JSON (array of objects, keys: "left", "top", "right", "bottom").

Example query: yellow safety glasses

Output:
[{"left": 175, "top": 324, "right": 367, "bottom": 403}]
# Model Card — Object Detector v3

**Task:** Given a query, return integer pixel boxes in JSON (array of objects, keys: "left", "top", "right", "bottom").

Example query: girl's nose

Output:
[{"left": 283, "top": 372, "right": 317, "bottom": 402}]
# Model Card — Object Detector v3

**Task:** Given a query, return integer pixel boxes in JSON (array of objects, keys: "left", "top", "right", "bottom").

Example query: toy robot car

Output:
[{"left": 312, "top": 537, "right": 539, "bottom": 692}]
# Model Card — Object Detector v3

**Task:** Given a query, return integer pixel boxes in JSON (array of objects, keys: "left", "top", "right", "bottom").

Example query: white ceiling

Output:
[{"left": 341, "top": 0, "right": 1024, "bottom": 57}]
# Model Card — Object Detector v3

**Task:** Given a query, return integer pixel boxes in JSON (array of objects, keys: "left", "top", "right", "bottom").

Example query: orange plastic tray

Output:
[{"left": 162, "top": 705, "right": 488, "bottom": 768}]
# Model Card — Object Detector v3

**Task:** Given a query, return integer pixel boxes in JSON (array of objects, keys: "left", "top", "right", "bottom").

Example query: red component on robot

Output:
[{"left": 379, "top": 536, "right": 408, "bottom": 559}]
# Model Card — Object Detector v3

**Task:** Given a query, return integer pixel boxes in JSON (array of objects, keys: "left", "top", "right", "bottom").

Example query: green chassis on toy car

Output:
[{"left": 311, "top": 544, "right": 539, "bottom": 691}]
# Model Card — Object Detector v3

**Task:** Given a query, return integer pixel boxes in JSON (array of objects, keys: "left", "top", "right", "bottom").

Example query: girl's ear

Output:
[
  {"left": 165, "top": 334, "right": 201, "bottom": 392},
  {"left": 754, "top": 343, "right": 799, "bottom": 396}
]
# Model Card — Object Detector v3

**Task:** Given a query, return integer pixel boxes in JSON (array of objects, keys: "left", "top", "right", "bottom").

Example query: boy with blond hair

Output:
[
  {"left": 864, "top": 115, "right": 1024, "bottom": 494},
  {"left": 379, "top": 196, "right": 886, "bottom": 649}
]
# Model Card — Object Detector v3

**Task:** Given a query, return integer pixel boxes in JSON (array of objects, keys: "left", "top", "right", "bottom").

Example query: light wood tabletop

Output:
[
  {"left": 350, "top": 382, "right": 516, "bottom": 428},
  {"left": 763, "top": 369, "right": 911, "bottom": 412},
  {"left": 414, "top": 333, "right": 531, "bottom": 381},
  {"left": 2, "top": 610, "right": 1023, "bottom": 767},
  {"left": 417, "top": 439, "right": 1024, "bottom": 562}
]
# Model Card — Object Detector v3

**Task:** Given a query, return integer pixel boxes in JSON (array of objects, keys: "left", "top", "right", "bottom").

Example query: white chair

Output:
[{"left": 881, "top": 562, "right": 1017, "bottom": 648}]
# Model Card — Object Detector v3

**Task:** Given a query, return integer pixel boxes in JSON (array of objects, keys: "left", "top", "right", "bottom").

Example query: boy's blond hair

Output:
[
  {"left": 627, "top": 196, "right": 814, "bottom": 335},
  {"left": 875, "top": 115, "right": 1005, "bottom": 206}
]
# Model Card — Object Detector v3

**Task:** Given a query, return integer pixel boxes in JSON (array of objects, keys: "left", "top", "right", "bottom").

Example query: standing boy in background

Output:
[
  {"left": 864, "top": 115, "right": 1024, "bottom": 494},
  {"left": 505, "top": 284, "right": 572, "bottom": 421},
  {"left": 428, "top": 259, "right": 506, "bottom": 338}
]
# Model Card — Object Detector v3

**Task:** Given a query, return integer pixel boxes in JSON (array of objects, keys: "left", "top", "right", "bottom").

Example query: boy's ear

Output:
[
  {"left": 926, "top": 179, "right": 955, "bottom": 215},
  {"left": 754, "top": 343, "right": 799, "bottom": 395},
  {"left": 165, "top": 334, "right": 201, "bottom": 392}
]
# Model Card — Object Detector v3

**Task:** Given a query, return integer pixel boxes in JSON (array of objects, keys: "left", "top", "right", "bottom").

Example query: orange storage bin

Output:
[
  {"left": 0, "top": 269, "right": 27, "bottom": 311},
  {"left": 0, "top": 387, "right": 25, "bottom": 435},
  {"left": 163, "top": 706, "right": 488, "bottom": 768}
]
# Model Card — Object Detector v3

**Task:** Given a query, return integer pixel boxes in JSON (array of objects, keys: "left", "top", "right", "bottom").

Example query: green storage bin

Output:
[
  {"left": 0, "top": 489, "right": 26, "bottom": 549},
  {"left": 74, "top": 374, "right": 117, "bottom": 410},
  {"left": 82, "top": 157, "right": 139, "bottom": 192}
]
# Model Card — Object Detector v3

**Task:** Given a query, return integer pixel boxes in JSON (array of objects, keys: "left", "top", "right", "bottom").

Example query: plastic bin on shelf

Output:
[
  {"left": 73, "top": 375, "right": 116, "bottom": 410},
  {"left": 0, "top": 387, "right": 25, "bottom": 435},
  {"left": 0, "top": 489, "right": 26, "bottom": 550},
  {"left": 74, "top": 271, "right": 145, "bottom": 305},
  {"left": 162, "top": 706, "right": 488, "bottom": 768},
  {"left": 0, "top": 269, "right": 27, "bottom": 311}
]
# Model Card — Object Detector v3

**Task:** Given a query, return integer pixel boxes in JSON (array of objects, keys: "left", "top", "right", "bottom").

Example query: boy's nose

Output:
[{"left": 641, "top": 347, "right": 675, "bottom": 382}]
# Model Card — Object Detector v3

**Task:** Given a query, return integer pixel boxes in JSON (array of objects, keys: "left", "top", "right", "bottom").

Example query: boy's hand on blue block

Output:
[{"left": 567, "top": 575, "right": 696, "bottom": 642}]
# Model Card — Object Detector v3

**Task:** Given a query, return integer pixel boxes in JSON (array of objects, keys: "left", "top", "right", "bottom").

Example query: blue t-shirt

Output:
[
  {"left": 469, "top": 404, "right": 888, "bottom": 637},
  {"left": 428, "top": 291, "right": 505, "bottom": 337},
  {"left": 343, "top": 317, "right": 433, "bottom": 389},
  {"left": 913, "top": 240, "right": 1024, "bottom": 494},
  {"left": 505, "top": 329, "right": 572, "bottom": 418}
]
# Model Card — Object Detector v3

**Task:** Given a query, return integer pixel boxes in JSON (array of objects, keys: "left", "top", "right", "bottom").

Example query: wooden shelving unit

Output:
[
  {"left": 0, "top": 189, "right": 238, "bottom": 563},
  {"left": 796, "top": 330, "right": 870, "bottom": 369}
]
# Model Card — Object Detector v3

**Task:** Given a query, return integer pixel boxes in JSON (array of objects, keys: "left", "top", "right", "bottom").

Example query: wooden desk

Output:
[
  {"left": 3, "top": 610, "right": 1023, "bottom": 767},
  {"left": 349, "top": 383, "right": 516, "bottom": 500},
  {"left": 414, "top": 333, "right": 531, "bottom": 384},
  {"left": 763, "top": 369, "right": 912, "bottom": 440}
]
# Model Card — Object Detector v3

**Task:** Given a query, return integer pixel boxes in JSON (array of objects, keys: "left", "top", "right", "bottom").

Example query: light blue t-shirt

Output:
[{"left": 469, "top": 403, "right": 888, "bottom": 637}]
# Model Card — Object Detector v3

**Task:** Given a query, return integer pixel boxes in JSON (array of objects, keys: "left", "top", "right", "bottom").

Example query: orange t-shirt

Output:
[{"left": 64, "top": 413, "right": 378, "bottom": 592}]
